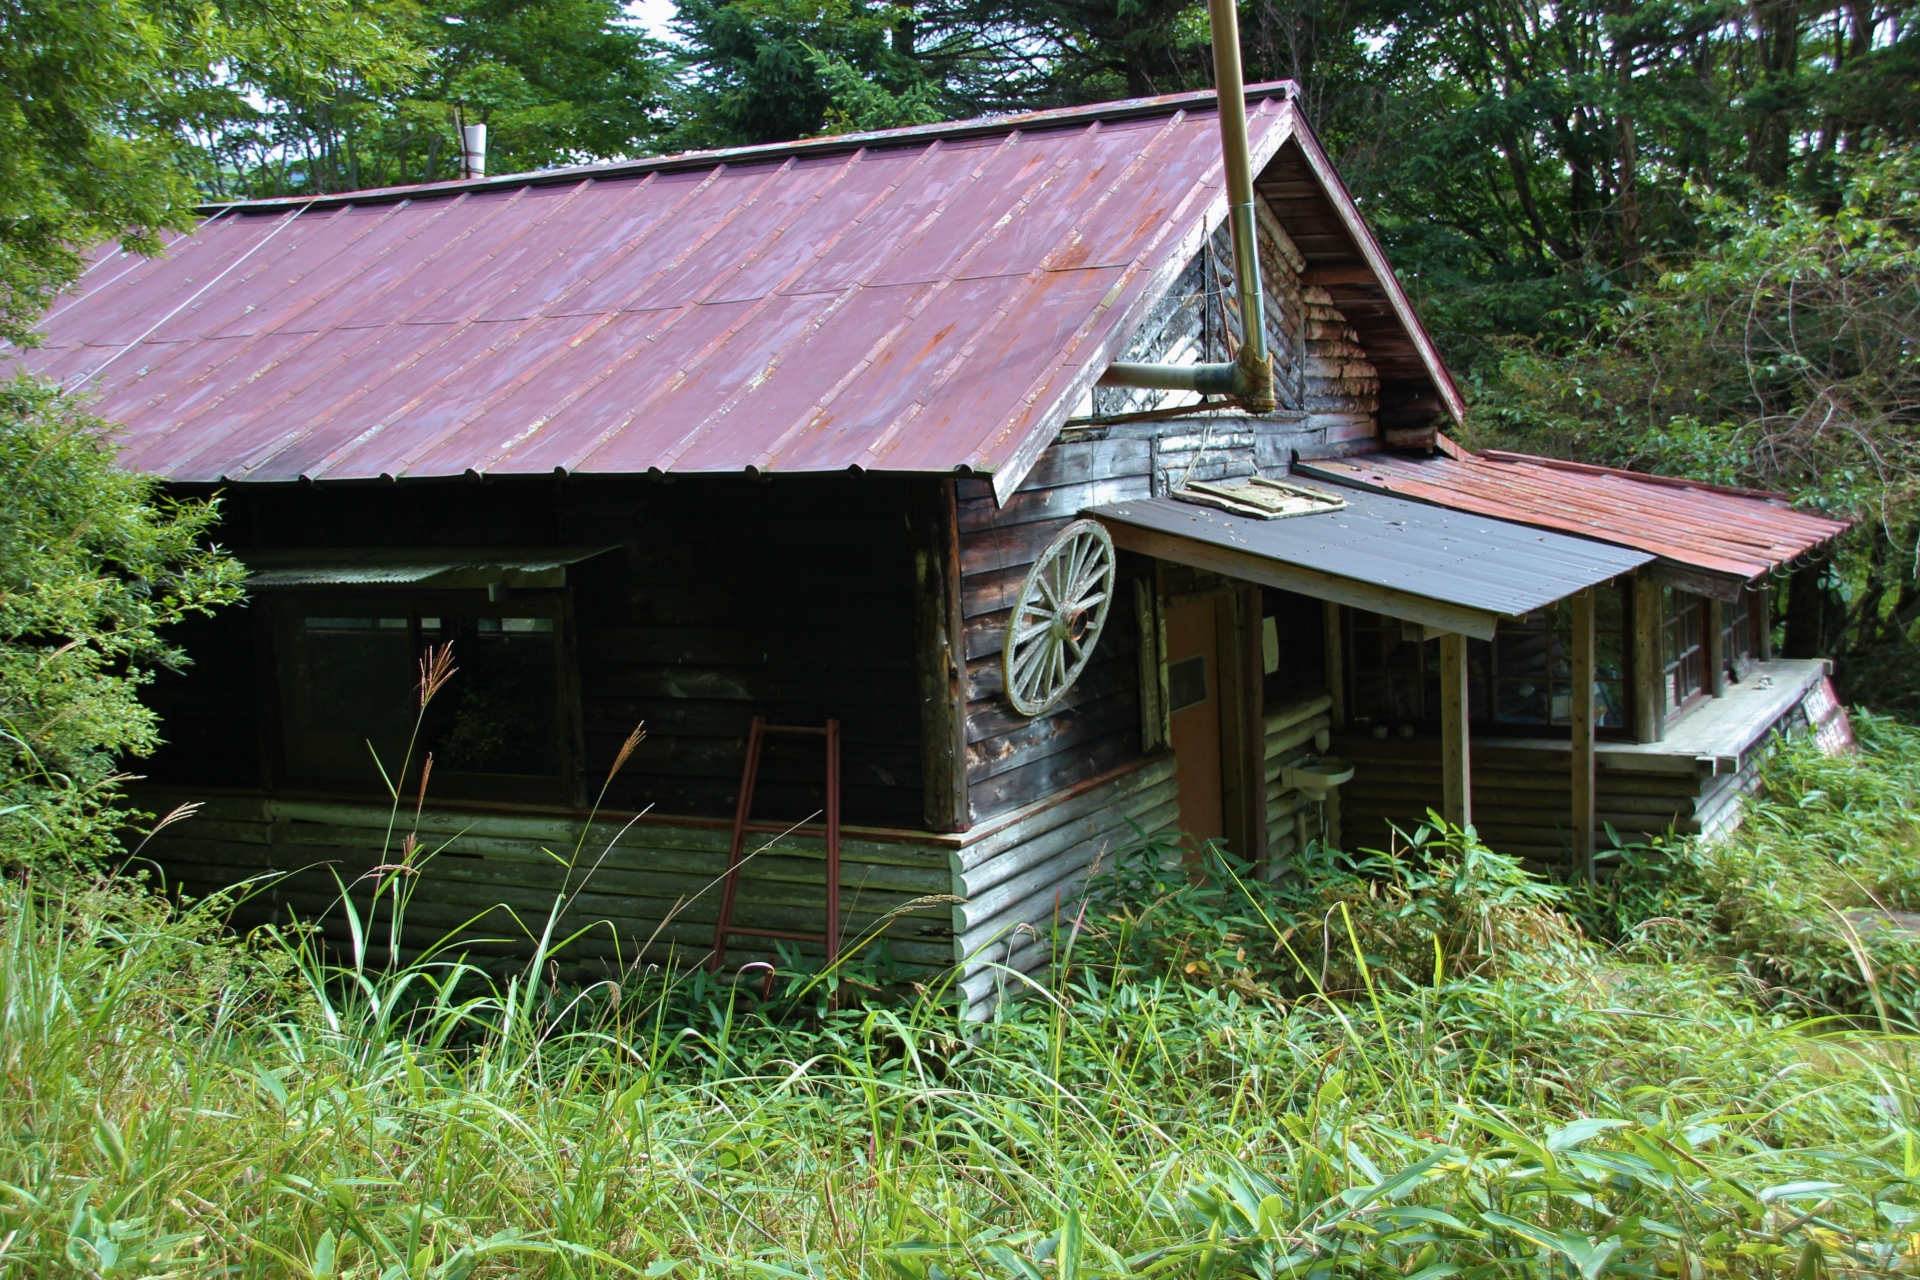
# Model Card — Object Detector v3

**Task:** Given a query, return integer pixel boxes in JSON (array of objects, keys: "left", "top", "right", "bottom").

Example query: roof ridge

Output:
[{"left": 196, "top": 81, "right": 1303, "bottom": 217}]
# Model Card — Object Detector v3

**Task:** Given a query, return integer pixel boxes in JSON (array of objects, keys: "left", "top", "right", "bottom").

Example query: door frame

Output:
[{"left": 1147, "top": 567, "right": 1267, "bottom": 862}]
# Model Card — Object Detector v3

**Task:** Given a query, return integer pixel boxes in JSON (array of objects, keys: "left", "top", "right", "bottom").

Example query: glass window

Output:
[
  {"left": 1344, "top": 583, "right": 1629, "bottom": 733},
  {"left": 275, "top": 596, "right": 567, "bottom": 794},
  {"left": 1663, "top": 588, "right": 1708, "bottom": 714}
]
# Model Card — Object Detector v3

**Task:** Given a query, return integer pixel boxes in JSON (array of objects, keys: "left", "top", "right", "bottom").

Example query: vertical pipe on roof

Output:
[
  {"left": 462, "top": 124, "right": 488, "bottom": 180},
  {"left": 1207, "top": 0, "right": 1269, "bottom": 387},
  {"left": 1096, "top": 0, "right": 1278, "bottom": 412}
]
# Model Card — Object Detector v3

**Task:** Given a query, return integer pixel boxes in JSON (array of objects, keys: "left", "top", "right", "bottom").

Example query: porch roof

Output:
[
  {"left": 1084, "top": 481, "right": 1650, "bottom": 639},
  {"left": 1297, "top": 448, "right": 1850, "bottom": 597}
]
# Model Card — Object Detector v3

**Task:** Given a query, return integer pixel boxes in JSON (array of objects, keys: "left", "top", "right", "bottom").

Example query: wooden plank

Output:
[
  {"left": 1135, "top": 576, "right": 1165, "bottom": 751},
  {"left": 1632, "top": 573, "right": 1666, "bottom": 743},
  {"left": 1265, "top": 691, "right": 1332, "bottom": 737},
  {"left": 1217, "top": 585, "right": 1266, "bottom": 864},
  {"left": 1707, "top": 596, "right": 1728, "bottom": 697},
  {"left": 1439, "top": 632, "right": 1471, "bottom": 828},
  {"left": 1571, "top": 586, "right": 1597, "bottom": 882},
  {"left": 955, "top": 776, "right": 1178, "bottom": 898},
  {"left": 951, "top": 754, "right": 1175, "bottom": 872},
  {"left": 1101, "top": 521, "right": 1500, "bottom": 640},
  {"left": 1323, "top": 602, "right": 1345, "bottom": 728},
  {"left": 914, "top": 479, "right": 972, "bottom": 833}
]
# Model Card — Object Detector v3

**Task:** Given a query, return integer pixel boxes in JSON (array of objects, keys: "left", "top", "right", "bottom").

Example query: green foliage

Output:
[
  {"left": 0, "top": 815, "right": 1913, "bottom": 1275},
  {"left": 0, "top": 0, "right": 421, "bottom": 345},
  {"left": 1576, "top": 714, "right": 1920, "bottom": 1029},
  {"left": 664, "top": 0, "right": 960, "bottom": 148},
  {"left": 0, "top": 378, "right": 243, "bottom": 863},
  {"left": 205, "top": 0, "right": 672, "bottom": 196},
  {"left": 1480, "top": 149, "right": 1920, "bottom": 710}
]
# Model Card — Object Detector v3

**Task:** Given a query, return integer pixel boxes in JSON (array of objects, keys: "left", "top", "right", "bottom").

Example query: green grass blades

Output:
[{"left": 2, "top": 723, "right": 1919, "bottom": 1275}]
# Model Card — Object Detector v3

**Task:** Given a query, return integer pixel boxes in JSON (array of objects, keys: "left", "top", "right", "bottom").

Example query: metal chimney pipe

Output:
[
  {"left": 461, "top": 123, "right": 487, "bottom": 180},
  {"left": 1208, "top": 0, "right": 1269, "bottom": 380},
  {"left": 1096, "top": 0, "right": 1277, "bottom": 412}
]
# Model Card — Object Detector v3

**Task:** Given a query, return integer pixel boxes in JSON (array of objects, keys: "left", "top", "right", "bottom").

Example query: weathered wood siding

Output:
[
  {"left": 1331, "top": 665, "right": 1845, "bottom": 861},
  {"left": 959, "top": 208, "right": 1386, "bottom": 825},
  {"left": 947, "top": 756, "right": 1179, "bottom": 1020},
  {"left": 139, "top": 795, "right": 957, "bottom": 973},
  {"left": 1263, "top": 691, "right": 1334, "bottom": 873}
]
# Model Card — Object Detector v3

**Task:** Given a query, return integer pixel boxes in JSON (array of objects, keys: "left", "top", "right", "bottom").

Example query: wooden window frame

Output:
[
  {"left": 261, "top": 589, "right": 582, "bottom": 806},
  {"left": 1661, "top": 587, "right": 1710, "bottom": 720}
]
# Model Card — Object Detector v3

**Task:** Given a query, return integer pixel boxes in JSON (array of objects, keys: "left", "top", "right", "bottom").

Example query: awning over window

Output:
[
  {"left": 243, "top": 546, "right": 618, "bottom": 590},
  {"left": 1085, "top": 483, "right": 1650, "bottom": 639}
]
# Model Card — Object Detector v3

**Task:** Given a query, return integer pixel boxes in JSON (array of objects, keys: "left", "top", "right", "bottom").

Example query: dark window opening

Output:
[
  {"left": 1345, "top": 582, "right": 1630, "bottom": 735},
  {"left": 1261, "top": 586, "right": 1326, "bottom": 705},
  {"left": 1722, "top": 587, "right": 1756, "bottom": 679},
  {"left": 273, "top": 595, "right": 569, "bottom": 800},
  {"left": 1168, "top": 655, "right": 1209, "bottom": 712}
]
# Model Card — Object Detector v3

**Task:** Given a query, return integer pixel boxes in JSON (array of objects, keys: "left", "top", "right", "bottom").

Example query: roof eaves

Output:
[{"left": 1278, "top": 121, "right": 1467, "bottom": 425}]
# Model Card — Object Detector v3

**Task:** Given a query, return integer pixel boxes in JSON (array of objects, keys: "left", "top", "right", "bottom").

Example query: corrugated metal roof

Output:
[
  {"left": 243, "top": 545, "right": 615, "bottom": 588},
  {"left": 16, "top": 83, "right": 1421, "bottom": 501},
  {"left": 1087, "top": 482, "right": 1650, "bottom": 639},
  {"left": 1299, "top": 449, "right": 1850, "bottom": 584}
]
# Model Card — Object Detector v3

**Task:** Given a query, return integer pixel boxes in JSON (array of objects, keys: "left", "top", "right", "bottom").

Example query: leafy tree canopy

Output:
[{"left": 0, "top": 0, "right": 421, "bottom": 346}]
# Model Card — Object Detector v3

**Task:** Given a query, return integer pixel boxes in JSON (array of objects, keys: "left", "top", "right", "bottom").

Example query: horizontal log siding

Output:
[
  {"left": 947, "top": 756, "right": 1178, "bottom": 1020},
  {"left": 140, "top": 793, "right": 957, "bottom": 974},
  {"left": 1332, "top": 736, "right": 1721, "bottom": 862},
  {"left": 1262, "top": 691, "right": 1334, "bottom": 874}
]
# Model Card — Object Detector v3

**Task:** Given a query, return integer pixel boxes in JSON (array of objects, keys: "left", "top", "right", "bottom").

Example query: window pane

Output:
[
  {"left": 421, "top": 616, "right": 561, "bottom": 776},
  {"left": 282, "top": 617, "right": 417, "bottom": 780}
]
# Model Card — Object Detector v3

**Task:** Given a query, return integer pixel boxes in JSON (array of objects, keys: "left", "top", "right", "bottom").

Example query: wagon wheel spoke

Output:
[{"left": 1001, "top": 519, "right": 1115, "bottom": 717}]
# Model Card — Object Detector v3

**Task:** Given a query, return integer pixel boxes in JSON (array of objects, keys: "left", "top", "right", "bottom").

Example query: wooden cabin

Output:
[{"left": 18, "top": 82, "right": 1850, "bottom": 1017}]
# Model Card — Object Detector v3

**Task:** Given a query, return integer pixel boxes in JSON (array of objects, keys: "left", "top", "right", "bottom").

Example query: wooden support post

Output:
[
  {"left": 1216, "top": 585, "right": 1267, "bottom": 861},
  {"left": 1706, "top": 596, "right": 1728, "bottom": 696},
  {"left": 1439, "top": 631, "right": 1471, "bottom": 829},
  {"left": 1135, "top": 577, "right": 1165, "bottom": 751},
  {"left": 1570, "top": 588, "right": 1597, "bottom": 883},
  {"left": 1322, "top": 602, "right": 1345, "bottom": 729},
  {"left": 912, "top": 480, "right": 971, "bottom": 832},
  {"left": 1755, "top": 582, "right": 1774, "bottom": 660},
  {"left": 1631, "top": 573, "right": 1665, "bottom": 744}
]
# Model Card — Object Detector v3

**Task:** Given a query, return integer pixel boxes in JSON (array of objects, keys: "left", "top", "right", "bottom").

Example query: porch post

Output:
[
  {"left": 1706, "top": 596, "right": 1728, "bottom": 696},
  {"left": 1570, "top": 588, "right": 1597, "bottom": 882},
  {"left": 1439, "top": 631, "right": 1471, "bottom": 829},
  {"left": 1631, "top": 573, "right": 1665, "bottom": 743}
]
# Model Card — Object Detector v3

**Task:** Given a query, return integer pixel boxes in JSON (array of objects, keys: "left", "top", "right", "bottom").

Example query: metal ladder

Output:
[{"left": 709, "top": 717, "right": 842, "bottom": 976}]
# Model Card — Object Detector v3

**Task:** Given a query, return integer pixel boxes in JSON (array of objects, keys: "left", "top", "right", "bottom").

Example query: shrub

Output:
[{"left": 0, "top": 376, "right": 243, "bottom": 864}]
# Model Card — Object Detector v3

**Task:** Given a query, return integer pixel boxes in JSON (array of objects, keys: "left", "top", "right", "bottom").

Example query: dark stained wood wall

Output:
[
  {"left": 957, "top": 439, "right": 1156, "bottom": 821},
  {"left": 142, "top": 474, "right": 928, "bottom": 828}
]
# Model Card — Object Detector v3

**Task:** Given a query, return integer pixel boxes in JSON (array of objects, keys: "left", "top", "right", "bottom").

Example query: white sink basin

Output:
[{"left": 1279, "top": 757, "right": 1354, "bottom": 797}]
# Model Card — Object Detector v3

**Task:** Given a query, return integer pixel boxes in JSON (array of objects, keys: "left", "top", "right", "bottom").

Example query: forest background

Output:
[{"left": 6, "top": 0, "right": 1919, "bottom": 709}]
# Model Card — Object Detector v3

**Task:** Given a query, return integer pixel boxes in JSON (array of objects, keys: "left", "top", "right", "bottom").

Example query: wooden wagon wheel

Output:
[{"left": 1002, "top": 519, "right": 1117, "bottom": 718}]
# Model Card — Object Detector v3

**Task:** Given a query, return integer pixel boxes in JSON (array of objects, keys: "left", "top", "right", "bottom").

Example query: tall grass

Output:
[
  {"left": 1, "top": 833, "right": 1915, "bottom": 1276},
  {"left": 2, "top": 671, "right": 1918, "bottom": 1276}
]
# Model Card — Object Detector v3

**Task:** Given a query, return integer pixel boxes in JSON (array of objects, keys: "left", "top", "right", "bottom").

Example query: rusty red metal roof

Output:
[
  {"left": 16, "top": 82, "right": 1455, "bottom": 501},
  {"left": 1299, "top": 448, "right": 1850, "bottom": 585}
]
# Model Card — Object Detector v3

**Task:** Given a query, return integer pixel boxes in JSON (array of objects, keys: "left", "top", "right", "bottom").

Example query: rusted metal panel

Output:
[
  {"left": 11, "top": 83, "right": 1429, "bottom": 494},
  {"left": 1300, "top": 452, "right": 1850, "bottom": 582}
]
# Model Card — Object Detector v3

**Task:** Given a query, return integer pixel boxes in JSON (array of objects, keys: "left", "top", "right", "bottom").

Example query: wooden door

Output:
[{"left": 1164, "top": 596, "right": 1224, "bottom": 849}]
